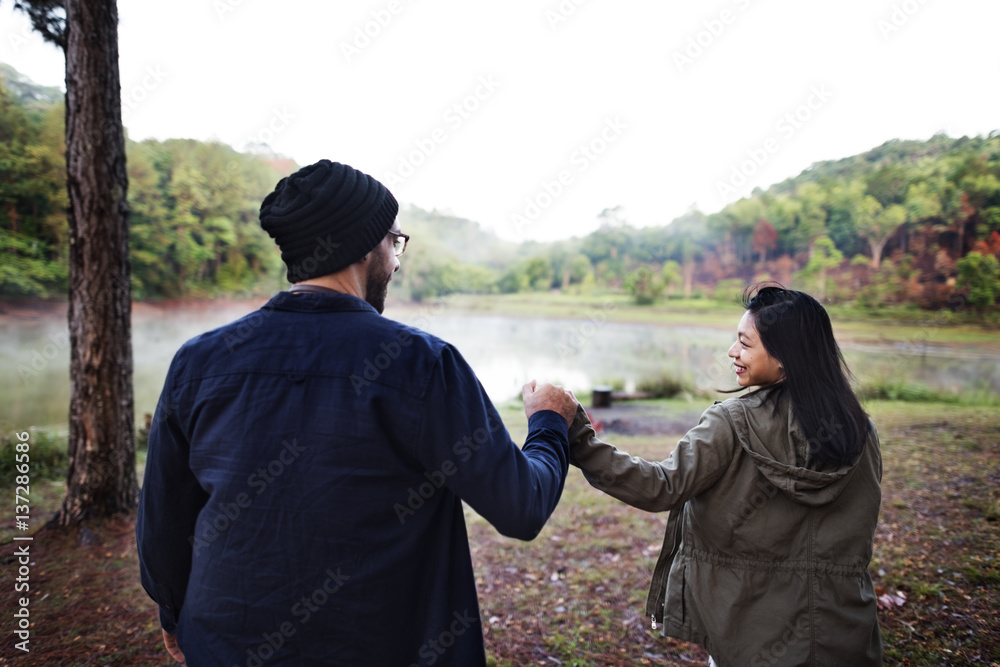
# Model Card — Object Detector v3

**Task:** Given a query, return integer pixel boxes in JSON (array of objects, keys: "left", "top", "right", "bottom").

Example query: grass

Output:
[
  {"left": 475, "top": 400, "right": 1000, "bottom": 665},
  {"left": 857, "top": 379, "right": 1000, "bottom": 407},
  {"left": 862, "top": 401, "right": 1000, "bottom": 665},
  {"left": 0, "top": 427, "right": 69, "bottom": 483},
  {"left": 0, "top": 400, "right": 997, "bottom": 665}
]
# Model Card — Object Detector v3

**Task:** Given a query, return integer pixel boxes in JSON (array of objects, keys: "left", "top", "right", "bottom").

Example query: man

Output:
[{"left": 136, "top": 159, "right": 578, "bottom": 666}]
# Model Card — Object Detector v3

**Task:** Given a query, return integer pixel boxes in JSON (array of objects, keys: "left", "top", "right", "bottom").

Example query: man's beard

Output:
[{"left": 364, "top": 252, "right": 392, "bottom": 314}]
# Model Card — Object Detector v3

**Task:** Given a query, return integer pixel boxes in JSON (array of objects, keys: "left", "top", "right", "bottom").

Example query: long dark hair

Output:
[{"left": 742, "top": 282, "right": 870, "bottom": 468}]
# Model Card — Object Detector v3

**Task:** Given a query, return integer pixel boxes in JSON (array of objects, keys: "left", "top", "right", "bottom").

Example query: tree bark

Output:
[
  {"left": 57, "top": 0, "right": 137, "bottom": 525},
  {"left": 869, "top": 236, "right": 888, "bottom": 269}
]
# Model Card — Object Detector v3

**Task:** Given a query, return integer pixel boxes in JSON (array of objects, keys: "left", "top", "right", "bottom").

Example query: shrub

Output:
[
  {"left": 636, "top": 372, "right": 691, "bottom": 398},
  {"left": 0, "top": 427, "right": 69, "bottom": 485}
]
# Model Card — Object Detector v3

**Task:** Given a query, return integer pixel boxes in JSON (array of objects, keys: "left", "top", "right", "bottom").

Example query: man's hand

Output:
[
  {"left": 522, "top": 381, "right": 578, "bottom": 426},
  {"left": 163, "top": 628, "right": 185, "bottom": 663}
]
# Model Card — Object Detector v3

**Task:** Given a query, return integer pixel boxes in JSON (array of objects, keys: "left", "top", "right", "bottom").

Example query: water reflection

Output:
[{"left": 1, "top": 301, "right": 997, "bottom": 429}]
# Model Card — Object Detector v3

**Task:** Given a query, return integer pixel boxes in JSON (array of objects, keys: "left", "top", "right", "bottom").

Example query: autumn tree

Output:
[
  {"left": 14, "top": 0, "right": 139, "bottom": 524},
  {"left": 752, "top": 219, "right": 779, "bottom": 266}
]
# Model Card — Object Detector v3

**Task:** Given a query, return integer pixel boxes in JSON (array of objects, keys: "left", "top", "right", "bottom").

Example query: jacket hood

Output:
[{"left": 722, "top": 386, "right": 864, "bottom": 507}]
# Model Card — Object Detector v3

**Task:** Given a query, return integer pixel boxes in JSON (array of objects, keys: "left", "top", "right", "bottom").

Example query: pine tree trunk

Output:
[{"left": 56, "top": 0, "right": 137, "bottom": 525}]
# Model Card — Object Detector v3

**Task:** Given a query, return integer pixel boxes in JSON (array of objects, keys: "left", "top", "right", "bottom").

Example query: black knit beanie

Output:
[{"left": 259, "top": 159, "right": 398, "bottom": 282}]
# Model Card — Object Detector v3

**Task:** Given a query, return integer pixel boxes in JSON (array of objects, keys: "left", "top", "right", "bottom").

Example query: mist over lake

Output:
[{"left": 3, "top": 299, "right": 997, "bottom": 432}]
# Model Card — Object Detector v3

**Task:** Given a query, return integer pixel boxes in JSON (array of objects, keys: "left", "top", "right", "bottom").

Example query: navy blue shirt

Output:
[{"left": 136, "top": 291, "right": 569, "bottom": 666}]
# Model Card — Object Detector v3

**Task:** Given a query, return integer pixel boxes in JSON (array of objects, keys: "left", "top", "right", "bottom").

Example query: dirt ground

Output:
[{"left": 0, "top": 401, "right": 996, "bottom": 666}]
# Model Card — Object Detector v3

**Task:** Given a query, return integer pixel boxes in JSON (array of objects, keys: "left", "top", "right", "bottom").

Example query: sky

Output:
[{"left": 1, "top": 0, "right": 998, "bottom": 243}]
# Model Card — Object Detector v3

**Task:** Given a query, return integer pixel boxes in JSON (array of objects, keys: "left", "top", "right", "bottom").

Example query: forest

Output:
[{"left": 2, "top": 63, "right": 999, "bottom": 312}]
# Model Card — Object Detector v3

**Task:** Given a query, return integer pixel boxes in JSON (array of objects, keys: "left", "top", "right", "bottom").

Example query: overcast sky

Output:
[{"left": 2, "top": 0, "right": 998, "bottom": 242}]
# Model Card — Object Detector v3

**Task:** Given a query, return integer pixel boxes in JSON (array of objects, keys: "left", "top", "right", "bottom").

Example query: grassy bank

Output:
[{"left": 1, "top": 399, "right": 997, "bottom": 665}]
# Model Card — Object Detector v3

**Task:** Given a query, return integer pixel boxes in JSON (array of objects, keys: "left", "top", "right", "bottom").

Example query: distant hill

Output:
[
  {"left": 397, "top": 204, "right": 519, "bottom": 268},
  {"left": 770, "top": 134, "right": 996, "bottom": 195},
  {"left": 0, "top": 62, "right": 62, "bottom": 108},
  {"left": 2, "top": 61, "right": 997, "bottom": 310}
]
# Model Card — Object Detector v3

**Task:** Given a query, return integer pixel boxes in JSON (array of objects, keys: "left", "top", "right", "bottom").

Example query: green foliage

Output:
[
  {"left": 858, "top": 380, "right": 955, "bottom": 403},
  {"left": 635, "top": 372, "right": 691, "bottom": 398},
  {"left": 661, "top": 259, "right": 682, "bottom": 295},
  {"left": 795, "top": 235, "right": 844, "bottom": 300},
  {"left": 713, "top": 278, "right": 747, "bottom": 303},
  {"left": 623, "top": 265, "right": 663, "bottom": 304},
  {"left": 0, "top": 427, "right": 68, "bottom": 485},
  {"left": 523, "top": 256, "right": 554, "bottom": 291},
  {"left": 854, "top": 195, "right": 907, "bottom": 267},
  {"left": 126, "top": 138, "right": 289, "bottom": 299},
  {"left": 566, "top": 253, "right": 593, "bottom": 285},
  {"left": 0, "top": 227, "right": 68, "bottom": 297},
  {"left": 393, "top": 205, "right": 513, "bottom": 299},
  {"left": 496, "top": 255, "right": 556, "bottom": 294},
  {"left": 857, "top": 378, "right": 999, "bottom": 407},
  {"left": 956, "top": 252, "right": 1000, "bottom": 310},
  {"left": 0, "top": 73, "right": 68, "bottom": 298},
  {"left": 0, "top": 64, "right": 290, "bottom": 300},
  {"left": 804, "top": 236, "right": 844, "bottom": 272},
  {"left": 3, "top": 62, "right": 1000, "bottom": 313}
]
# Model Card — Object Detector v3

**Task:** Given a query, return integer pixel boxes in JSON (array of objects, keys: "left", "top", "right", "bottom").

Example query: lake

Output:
[{"left": 2, "top": 298, "right": 998, "bottom": 431}]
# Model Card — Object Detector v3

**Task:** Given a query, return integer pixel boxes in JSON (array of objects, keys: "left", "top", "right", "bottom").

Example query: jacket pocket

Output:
[{"left": 664, "top": 557, "right": 688, "bottom": 629}]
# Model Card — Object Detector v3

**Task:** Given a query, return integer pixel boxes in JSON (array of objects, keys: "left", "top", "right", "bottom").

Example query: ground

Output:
[{"left": 0, "top": 400, "right": 997, "bottom": 666}]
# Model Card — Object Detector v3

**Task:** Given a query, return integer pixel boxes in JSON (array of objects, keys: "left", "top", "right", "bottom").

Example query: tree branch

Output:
[{"left": 12, "top": 0, "right": 67, "bottom": 50}]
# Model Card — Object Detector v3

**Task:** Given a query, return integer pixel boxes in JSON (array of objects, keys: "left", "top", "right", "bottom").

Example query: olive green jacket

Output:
[{"left": 569, "top": 386, "right": 883, "bottom": 667}]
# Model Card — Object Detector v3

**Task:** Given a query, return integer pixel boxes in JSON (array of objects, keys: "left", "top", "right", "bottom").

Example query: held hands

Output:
[{"left": 522, "top": 380, "right": 579, "bottom": 426}]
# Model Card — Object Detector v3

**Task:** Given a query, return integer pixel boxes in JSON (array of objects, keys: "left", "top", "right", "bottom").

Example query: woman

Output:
[{"left": 569, "top": 284, "right": 882, "bottom": 666}]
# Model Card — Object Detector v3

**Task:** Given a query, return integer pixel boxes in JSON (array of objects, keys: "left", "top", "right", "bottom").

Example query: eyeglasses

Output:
[{"left": 387, "top": 230, "right": 409, "bottom": 256}]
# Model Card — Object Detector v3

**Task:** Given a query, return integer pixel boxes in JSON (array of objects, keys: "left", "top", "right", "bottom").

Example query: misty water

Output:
[{"left": 2, "top": 300, "right": 998, "bottom": 431}]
